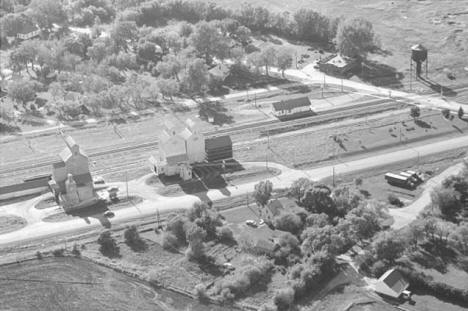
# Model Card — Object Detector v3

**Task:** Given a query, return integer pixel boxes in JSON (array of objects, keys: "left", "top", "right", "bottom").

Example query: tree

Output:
[
  {"left": 274, "top": 287, "right": 295, "bottom": 310},
  {"left": 162, "top": 232, "right": 179, "bottom": 251},
  {"left": 184, "top": 58, "right": 209, "bottom": 94},
  {"left": 7, "top": 79, "right": 36, "bottom": 107},
  {"left": 253, "top": 180, "right": 273, "bottom": 207},
  {"left": 124, "top": 225, "right": 146, "bottom": 251},
  {"left": 29, "top": 0, "right": 67, "bottom": 29},
  {"left": 156, "top": 54, "right": 182, "bottom": 81},
  {"left": 97, "top": 230, "right": 120, "bottom": 257},
  {"left": 274, "top": 212, "right": 303, "bottom": 235},
  {"left": 185, "top": 223, "right": 207, "bottom": 260},
  {"left": 306, "top": 213, "right": 329, "bottom": 228},
  {"left": 458, "top": 106, "right": 464, "bottom": 119},
  {"left": 190, "top": 21, "right": 230, "bottom": 64},
  {"left": 293, "top": 9, "right": 333, "bottom": 43},
  {"left": 87, "top": 38, "right": 111, "bottom": 63},
  {"left": 166, "top": 215, "right": 188, "bottom": 244},
  {"left": 259, "top": 46, "right": 277, "bottom": 76},
  {"left": 431, "top": 187, "right": 462, "bottom": 220},
  {"left": 137, "top": 40, "right": 159, "bottom": 63},
  {"left": 299, "top": 184, "right": 336, "bottom": 216},
  {"left": 410, "top": 106, "right": 421, "bottom": 119},
  {"left": 157, "top": 78, "right": 179, "bottom": 100},
  {"left": 289, "top": 178, "right": 314, "bottom": 201},
  {"left": 301, "top": 225, "right": 345, "bottom": 256},
  {"left": 450, "top": 223, "right": 468, "bottom": 255},
  {"left": 110, "top": 20, "right": 138, "bottom": 52},
  {"left": 341, "top": 203, "right": 384, "bottom": 241},
  {"left": 276, "top": 48, "right": 293, "bottom": 77},
  {"left": 371, "top": 231, "right": 406, "bottom": 262},
  {"left": 336, "top": 18, "right": 376, "bottom": 58}
]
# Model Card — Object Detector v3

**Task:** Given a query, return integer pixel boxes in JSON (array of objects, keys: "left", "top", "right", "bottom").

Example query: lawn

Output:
[
  {"left": 0, "top": 215, "right": 27, "bottom": 234},
  {"left": 0, "top": 257, "right": 232, "bottom": 311}
]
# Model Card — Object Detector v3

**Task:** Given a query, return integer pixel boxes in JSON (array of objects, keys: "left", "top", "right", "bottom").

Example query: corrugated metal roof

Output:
[
  {"left": 205, "top": 135, "right": 232, "bottom": 150},
  {"left": 272, "top": 96, "right": 311, "bottom": 111}
]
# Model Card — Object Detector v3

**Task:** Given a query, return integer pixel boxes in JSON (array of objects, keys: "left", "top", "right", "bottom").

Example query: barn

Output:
[
  {"left": 205, "top": 135, "right": 233, "bottom": 162},
  {"left": 272, "top": 96, "right": 312, "bottom": 120}
]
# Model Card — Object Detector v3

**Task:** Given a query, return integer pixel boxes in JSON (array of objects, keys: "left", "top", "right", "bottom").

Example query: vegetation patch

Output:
[{"left": 0, "top": 215, "right": 27, "bottom": 235}]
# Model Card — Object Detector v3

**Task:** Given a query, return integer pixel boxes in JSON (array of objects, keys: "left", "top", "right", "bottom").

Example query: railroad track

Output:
[{"left": 0, "top": 97, "right": 404, "bottom": 182}]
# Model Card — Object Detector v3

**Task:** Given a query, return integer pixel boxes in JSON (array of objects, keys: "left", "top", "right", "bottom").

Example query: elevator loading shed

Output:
[{"left": 205, "top": 136, "right": 233, "bottom": 162}]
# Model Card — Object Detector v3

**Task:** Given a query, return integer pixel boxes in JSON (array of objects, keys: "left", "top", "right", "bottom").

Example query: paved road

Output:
[{"left": 1, "top": 134, "right": 467, "bottom": 246}]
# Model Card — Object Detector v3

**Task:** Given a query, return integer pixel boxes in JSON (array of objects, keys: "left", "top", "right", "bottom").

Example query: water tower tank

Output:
[{"left": 411, "top": 44, "right": 428, "bottom": 63}]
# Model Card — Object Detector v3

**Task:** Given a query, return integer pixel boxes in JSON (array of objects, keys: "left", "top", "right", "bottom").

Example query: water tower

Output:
[{"left": 409, "top": 44, "right": 428, "bottom": 90}]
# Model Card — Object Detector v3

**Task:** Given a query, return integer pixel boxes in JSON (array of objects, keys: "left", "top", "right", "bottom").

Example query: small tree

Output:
[
  {"left": 276, "top": 48, "right": 293, "bottom": 77},
  {"left": 274, "top": 287, "right": 295, "bottom": 310},
  {"left": 8, "top": 79, "right": 36, "bottom": 108},
  {"left": 72, "top": 244, "right": 81, "bottom": 257},
  {"left": 162, "top": 233, "right": 179, "bottom": 252},
  {"left": 441, "top": 108, "right": 451, "bottom": 119},
  {"left": 336, "top": 18, "right": 376, "bottom": 58},
  {"left": 254, "top": 180, "right": 273, "bottom": 208},
  {"left": 410, "top": 106, "right": 420, "bottom": 119},
  {"left": 458, "top": 106, "right": 464, "bottom": 119},
  {"left": 124, "top": 225, "right": 146, "bottom": 251},
  {"left": 97, "top": 230, "right": 120, "bottom": 257}
]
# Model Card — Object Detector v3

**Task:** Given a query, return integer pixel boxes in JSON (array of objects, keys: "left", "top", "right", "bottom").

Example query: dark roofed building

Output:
[
  {"left": 318, "top": 54, "right": 358, "bottom": 78},
  {"left": 16, "top": 19, "right": 40, "bottom": 40},
  {"left": 205, "top": 135, "right": 233, "bottom": 162},
  {"left": 272, "top": 96, "right": 312, "bottom": 119},
  {"left": 375, "top": 269, "right": 410, "bottom": 299}
]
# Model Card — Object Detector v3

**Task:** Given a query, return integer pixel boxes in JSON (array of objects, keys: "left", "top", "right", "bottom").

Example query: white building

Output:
[{"left": 150, "top": 119, "right": 204, "bottom": 180}]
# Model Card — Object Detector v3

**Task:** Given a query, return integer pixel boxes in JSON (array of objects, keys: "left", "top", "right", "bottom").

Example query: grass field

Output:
[
  {"left": 235, "top": 109, "right": 468, "bottom": 168},
  {"left": 0, "top": 215, "right": 27, "bottom": 234},
  {"left": 0, "top": 257, "right": 232, "bottom": 311},
  {"left": 195, "top": 0, "right": 468, "bottom": 91}
]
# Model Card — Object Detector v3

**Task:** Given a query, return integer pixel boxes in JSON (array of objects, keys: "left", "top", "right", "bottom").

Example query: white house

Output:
[{"left": 272, "top": 96, "right": 312, "bottom": 119}]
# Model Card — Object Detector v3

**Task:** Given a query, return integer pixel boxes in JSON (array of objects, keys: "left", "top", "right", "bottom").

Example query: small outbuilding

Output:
[
  {"left": 272, "top": 96, "right": 312, "bottom": 120},
  {"left": 318, "top": 54, "right": 358, "bottom": 77},
  {"left": 205, "top": 135, "right": 233, "bottom": 162},
  {"left": 375, "top": 268, "right": 411, "bottom": 300}
]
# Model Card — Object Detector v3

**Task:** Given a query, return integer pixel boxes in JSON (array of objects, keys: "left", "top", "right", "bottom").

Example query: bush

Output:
[
  {"left": 97, "top": 230, "right": 120, "bottom": 257},
  {"left": 274, "top": 212, "right": 303, "bottom": 235},
  {"left": 162, "top": 232, "right": 179, "bottom": 252},
  {"left": 274, "top": 287, "right": 295, "bottom": 310},
  {"left": 370, "top": 260, "right": 388, "bottom": 278},
  {"left": 410, "top": 106, "right": 421, "bottom": 119},
  {"left": 53, "top": 248, "right": 65, "bottom": 257},
  {"left": 387, "top": 194, "right": 404, "bottom": 207},
  {"left": 36, "top": 251, "right": 43, "bottom": 259}
]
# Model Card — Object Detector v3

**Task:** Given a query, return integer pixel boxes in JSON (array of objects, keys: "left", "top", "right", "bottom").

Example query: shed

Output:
[
  {"left": 272, "top": 96, "right": 311, "bottom": 118},
  {"left": 205, "top": 135, "right": 233, "bottom": 162},
  {"left": 375, "top": 269, "right": 409, "bottom": 299}
]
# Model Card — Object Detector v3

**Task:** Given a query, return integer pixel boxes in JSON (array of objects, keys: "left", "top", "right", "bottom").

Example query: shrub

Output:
[
  {"left": 458, "top": 107, "right": 464, "bottom": 119},
  {"left": 36, "top": 251, "right": 43, "bottom": 259},
  {"left": 162, "top": 232, "right": 179, "bottom": 252},
  {"left": 274, "top": 287, "right": 295, "bottom": 310},
  {"left": 274, "top": 212, "right": 303, "bottom": 235},
  {"left": 410, "top": 106, "right": 421, "bottom": 119},
  {"left": 387, "top": 194, "right": 403, "bottom": 207},
  {"left": 97, "top": 230, "right": 120, "bottom": 257},
  {"left": 370, "top": 260, "right": 387, "bottom": 277},
  {"left": 53, "top": 248, "right": 65, "bottom": 257}
]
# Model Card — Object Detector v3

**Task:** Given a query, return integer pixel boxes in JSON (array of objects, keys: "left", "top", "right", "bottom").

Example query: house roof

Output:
[
  {"left": 326, "top": 54, "right": 353, "bottom": 68},
  {"left": 209, "top": 63, "right": 230, "bottom": 80},
  {"left": 205, "top": 135, "right": 232, "bottom": 150},
  {"left": 272, "top": 96, "right": 311, "bottom": 112},
  {"left": 375, "top": 269, "right": 409, "bottom": 298}
]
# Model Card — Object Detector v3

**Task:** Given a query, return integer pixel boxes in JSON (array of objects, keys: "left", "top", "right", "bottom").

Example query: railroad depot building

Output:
[
  {"left": 272, "top": 96, "right": 312, "bottom": 120},
  {"left": 150, "top": 119, "right": 205, "bottom": 180},
  {"left": 49, "top": 136, "right": 97, "bottom": 210}
]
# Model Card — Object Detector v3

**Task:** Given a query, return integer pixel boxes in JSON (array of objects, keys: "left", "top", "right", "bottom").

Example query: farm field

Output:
[
  {"left": 0, "top": 257, "right": 233, "bottom": 311},
  {"left": 195, "top": 0, "right": 468, "bottom": 91}
]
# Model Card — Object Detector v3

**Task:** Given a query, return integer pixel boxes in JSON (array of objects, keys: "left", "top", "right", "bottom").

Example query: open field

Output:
[
  {"left": 0, "top": 215, "right": 27, "bottom": 234},
  {"left": 236, "top": 109, "right": 468, "bottom": 168},
  {"left": 0, "top": 257, "right": 232, "bottom": 311},
  {"left": 195, "top": 0, "right": 468, "bottom": 91}
]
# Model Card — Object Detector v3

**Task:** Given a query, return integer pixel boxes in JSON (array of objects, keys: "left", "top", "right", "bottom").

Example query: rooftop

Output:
[
  {"left": 272, "top": 96, "right": 311, "bottom": 111},
  {"left": 205, "top": 135, "right": 232, "bottom": 150},
  {"left": 375, "top": 269, "right": 409, "bottom": 298}
]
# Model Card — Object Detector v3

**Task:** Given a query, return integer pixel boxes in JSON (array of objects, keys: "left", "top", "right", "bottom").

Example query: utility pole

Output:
[
  {"left": 125, "top": 171, "right": 129, "bottom": 200},
  {"left": 156, "top": 209, "right": 161, "bottom": 228}
]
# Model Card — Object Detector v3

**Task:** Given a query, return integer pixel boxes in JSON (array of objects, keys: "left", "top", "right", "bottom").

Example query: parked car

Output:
[
  {"left": 104, "top": 211, "right": 115, "bottom": 218},
  {"left": 245, "top": 220, "right": 257, "bottom": 227}
]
